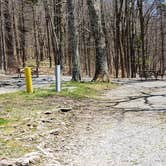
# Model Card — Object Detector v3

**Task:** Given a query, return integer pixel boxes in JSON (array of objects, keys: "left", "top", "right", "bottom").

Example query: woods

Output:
[{"left": 0, "top": 0, "right": 165, "bottom": 81}]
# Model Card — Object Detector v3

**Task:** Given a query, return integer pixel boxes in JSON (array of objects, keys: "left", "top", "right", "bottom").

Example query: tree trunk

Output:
[
  {"left": 0, "top": 0, "right": 6, "bottom": 71},
  {"left": 19, "top": 0, "right": 26, "bottom": 67},
  {"left": 138, "top": 0, "right": 145, "bottom": 71},
  {"left": 12, "top": 0, "right": 20, "bottom": 66},
  {"left": 53, "top": 0, "right": 63, "bottom": 66},
  {"left": 160, "top": 4, "right": 165, "bottom": 74},
  {"left": 67, "top": 0, "right": 81, "bottom": 81},
  {"left": 43, "top": 0, "right": 52, "bottom": 68},
  {"left": 4, "top": 0, "right": 16, "bottom": 69},
  {"left": 32, "top": 5, "right": 39, "bottom": 71},
  {"left": 87, "top": 0, "right": 109, "bottom": 82}
]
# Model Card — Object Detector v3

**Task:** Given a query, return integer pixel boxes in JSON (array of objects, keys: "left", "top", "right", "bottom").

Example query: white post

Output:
[{"left": 55, "top": 65, "right": 61, "bottom": 92}]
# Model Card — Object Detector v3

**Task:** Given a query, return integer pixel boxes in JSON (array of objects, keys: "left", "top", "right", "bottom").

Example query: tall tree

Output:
[
  {"left": 137, "top": 0, "right": 146, "bottom": 71},
  {"left": 67, "top": 0, "right": 81, "bottom": 81},
  {"left": 159, "top": 3, "right": 165, "bottom": 74},
  {"left": 87, "top": 0, "right": 110, "bottom": 82},
  {"left": 0, "top": 0, "right": 6, "bottom": 71},
  {"left": 53, "top": 0, "right": 63, "bottom": 66},
  {"left": 43, "top": 0, "right": 52, "bottom": 67},
  {"left": 4, "top": 0, "right": 16, "bottom": 69},
  {"left": 19, "top": 0, "right": 26, "bottom": 67}
]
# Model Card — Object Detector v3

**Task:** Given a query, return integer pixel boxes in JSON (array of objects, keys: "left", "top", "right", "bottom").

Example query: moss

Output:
[{"left": 0, "top": 118, "right": 9, "bottom": 125}]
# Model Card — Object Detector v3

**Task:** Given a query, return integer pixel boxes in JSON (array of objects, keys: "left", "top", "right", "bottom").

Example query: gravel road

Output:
[{"left": 43, "top": 79, "right": 166, "bottom": 166}]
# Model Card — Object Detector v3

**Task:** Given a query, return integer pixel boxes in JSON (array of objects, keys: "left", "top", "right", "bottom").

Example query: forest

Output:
[{"left": 0, "top": 0, "right": 165, "bottom": 81}]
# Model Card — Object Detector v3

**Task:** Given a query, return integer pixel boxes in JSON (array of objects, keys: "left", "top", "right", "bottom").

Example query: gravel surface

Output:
[
  {"left": 0, "top": 75, "right": 71, "bottom": 94},
  {"left": 42, "top": 79, "right": 166, "bottom": 166}
]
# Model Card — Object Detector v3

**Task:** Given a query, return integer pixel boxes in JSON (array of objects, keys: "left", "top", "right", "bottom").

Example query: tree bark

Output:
[
  {"left": 0, "top": 0, "right": 6, "bottom": 71},
  {"left": 87, "top": 0, "right": 109, "bottom": 82},
  {"left": 67, "top": 0, "right": 81, "bottom": 81},
  {"left": 4, "top": 0, "right": 16, "bottom": 69},
  {"left": 138, "top": 0, "right": 146, "bottom": 71}
]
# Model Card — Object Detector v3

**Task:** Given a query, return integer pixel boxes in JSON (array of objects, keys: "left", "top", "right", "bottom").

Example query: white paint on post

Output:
[{"left": 55, "top": 65, "right": 61, "bottom": 92}]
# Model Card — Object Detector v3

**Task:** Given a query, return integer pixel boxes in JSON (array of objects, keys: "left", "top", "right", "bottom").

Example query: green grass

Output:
[
  {"left": 0, "top": 118, "right": 9, "bottom": 125},
  {"left": 60, "top": 81, "right": 117, "bottom": 99},
  {"left": 0, "top": 81, "right": 116, "bottom": 100}
]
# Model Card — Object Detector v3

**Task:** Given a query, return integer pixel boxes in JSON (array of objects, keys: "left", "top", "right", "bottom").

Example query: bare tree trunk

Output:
[
  {"left": 114, "top": 0, "right": 125, "bottom": 78},
  {"left": 101, "top": 1, "right": 111, "bottom": 75},
  {"left": 87, "top": 0, "right": 109, "bottom": 82},
  {"left": 19, "top": 0, "right": 26, "bottom": 67},
  {"left": 0, "top": 0, "right": 6, "bottom": 71},
  {"left": 43, "top": 0, "right": 52, "bottom": 68},
  {"left": 67, "top": 0, "right": 81, "bottom": 81},
  {"left": 12, "top": 0, "right": 20, "bottom": 65},
  {"left": 53, "top": 0, "right": 63, "bottom": 66},
  {"left": 138, "top": 0, "right": 145, "bottom": 71},
  {"left": 4, "top": 0, "right": 16, "bottom": 69},
  {"left": 38, "top": 23, "right": 44, "bottom": 61},
  {"left": 160, "top": 4, "right": 165, "bottom": 74},
  {"left": 32, "top": 5, "right": 39, "bottom": 72}
]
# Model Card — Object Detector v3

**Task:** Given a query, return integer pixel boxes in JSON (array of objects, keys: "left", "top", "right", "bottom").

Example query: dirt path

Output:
[
  {"left": 41, "top": 80, "right": 166, "bottom": 166},
  {"left": 1, "top": 78, "right": 166, "bottom": 166}
]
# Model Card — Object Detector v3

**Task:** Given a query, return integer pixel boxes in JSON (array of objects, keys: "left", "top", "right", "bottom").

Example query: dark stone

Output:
[
  {"left": 44, "top": 111, "right": 52, "bottom": 115},
  {"left": 60, "top": 108, "right": 72, "bottom": 112}
]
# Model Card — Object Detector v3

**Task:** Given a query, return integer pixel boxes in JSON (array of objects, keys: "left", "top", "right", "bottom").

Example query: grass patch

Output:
[
  {"left": 0, "top": 81, "right": 117, "bottom": 100},
  {"left": 60, "top": 81, "right": 117, "bottom": 99},
  {"left": 0, "top": 81, "right": 117, "bottom": 158},
  {"left": 0, "top": 118, "right": 9, "bottom": 125},
  {"left": 0, "top": 138, "right": 33, "bottom": 158}
]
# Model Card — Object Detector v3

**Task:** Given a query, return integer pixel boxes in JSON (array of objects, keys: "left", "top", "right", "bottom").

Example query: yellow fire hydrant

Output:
[{"left": 24, "top": 67, "right": 33, "bottom": 93}]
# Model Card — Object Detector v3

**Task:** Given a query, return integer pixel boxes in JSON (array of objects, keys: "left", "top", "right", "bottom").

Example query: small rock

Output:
[
  {"left": 41, "top": 119, "right": 52, "bottom": 123},
  {"left": 0, "top": 160, "right": 14, "bottom": 166},
  {"left": 44, "top": 111, "right": 52, "bottom": 115},
  {"left": 60, "top": 107, "right": 72, "bottom": 112},
  {"left": 27, "top": 124, "right": 31, "bottom": 127},
  {"left": 15, "top": 160, "right": 29, "bottom": 166},
  {"left": 15, "top": 152, "right": 41, "bottom": 166},
  {"left": 50, "top": 129, "right": 61, "bottom": 135}
]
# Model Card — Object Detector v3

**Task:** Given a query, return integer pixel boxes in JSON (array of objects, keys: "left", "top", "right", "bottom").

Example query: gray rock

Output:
[
  {"left": 41, "top": 119, "right": 52, "bottom": 123},
  {"left": 0, "top": 160, "right": 15, "bottom": 166},
  {"left": 15, "top": 152, "right": 41, "bottom": 166},
  {"left": 50, "top": 129, "right": 62, "bottom": 135}
]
